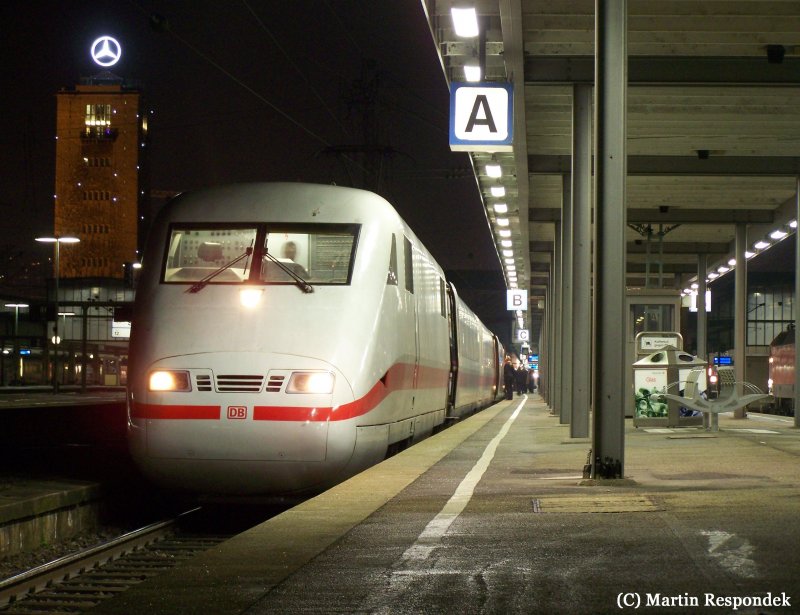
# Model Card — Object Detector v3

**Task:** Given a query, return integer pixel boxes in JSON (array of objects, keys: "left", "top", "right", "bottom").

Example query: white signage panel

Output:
[
  {"left": 506, "top": 289, "right": 528, "bottom": 311},
  {"left": 449, "top": 82, "right": 513, "bottom": 152},
  {"left": 517, "top": 329, "right": 530, "bottom": 342}
]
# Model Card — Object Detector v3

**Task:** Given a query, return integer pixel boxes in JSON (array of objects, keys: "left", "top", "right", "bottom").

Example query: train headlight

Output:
[
  {"left": 149, "top": 370, "right": 191, "bottom": 392},
  {"left": 287, "top": 371, "right": 334, "bottom": 394},
  {"left": 239, "top": 287, "right": 264, "bottom": 308}
]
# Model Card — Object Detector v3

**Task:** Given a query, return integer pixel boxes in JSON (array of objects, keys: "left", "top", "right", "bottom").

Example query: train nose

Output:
[{"left": 129, "top": 352, "right": 352, "bottom": 463}]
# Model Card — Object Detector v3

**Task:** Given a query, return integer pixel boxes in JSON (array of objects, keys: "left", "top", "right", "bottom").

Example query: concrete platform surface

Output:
[{"left": 87, "top": 396, "right": 799, "bottom": 614}]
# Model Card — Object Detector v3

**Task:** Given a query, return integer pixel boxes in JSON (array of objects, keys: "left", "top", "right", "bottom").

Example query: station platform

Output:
[{"left": 45, "top": 396, "right": 800, "bottom": 613}]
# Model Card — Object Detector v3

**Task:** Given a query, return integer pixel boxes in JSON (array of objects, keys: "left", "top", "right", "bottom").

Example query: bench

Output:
[{"left": 660, "top": 367, "right": 769, "bottom": 415}]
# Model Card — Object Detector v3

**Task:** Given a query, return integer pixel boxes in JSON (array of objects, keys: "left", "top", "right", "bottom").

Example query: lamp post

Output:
[
  {"left": 4, "top": 303, "right": 29, "bottom": 384},
  {"left": 36, "top": 236, "right": 79, "bottom": 393}
]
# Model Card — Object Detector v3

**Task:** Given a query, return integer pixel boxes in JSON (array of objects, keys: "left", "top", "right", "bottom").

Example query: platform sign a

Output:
[{"left": 449, "top": 82, "right": 513, "bottom": 152}]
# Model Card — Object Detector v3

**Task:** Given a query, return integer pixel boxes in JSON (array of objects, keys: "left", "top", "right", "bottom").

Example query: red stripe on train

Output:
[
  {"left": 131, "top": 404, "right": 221, "bottom": 420},
  {"left": 132, "top": 362, "right": 458, "bottom": 423}
]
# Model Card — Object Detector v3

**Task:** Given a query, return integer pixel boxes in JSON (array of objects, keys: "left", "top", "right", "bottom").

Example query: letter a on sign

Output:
[{"left": 450, "top": 82, "right": 513, "bottom": 152}]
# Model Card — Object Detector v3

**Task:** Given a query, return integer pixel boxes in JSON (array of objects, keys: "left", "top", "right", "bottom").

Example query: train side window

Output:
[
  {"left": 404, "top": 236, "right": 414, "bottom": 294},
  {"left": 387, "top": 235, "right": 398, "bottom": 286},
  {"left": 439, "top": 278, "right": 447, "bottom": 318}
]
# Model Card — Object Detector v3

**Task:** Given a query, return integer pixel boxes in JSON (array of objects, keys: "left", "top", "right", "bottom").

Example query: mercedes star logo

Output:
[{"left": 91, "top": 36, "right": 122, "bottom": 67}]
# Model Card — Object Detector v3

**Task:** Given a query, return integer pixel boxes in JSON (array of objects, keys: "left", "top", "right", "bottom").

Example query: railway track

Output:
[{"left": 0, "top": 507, "right": 230, "bottom": 614}]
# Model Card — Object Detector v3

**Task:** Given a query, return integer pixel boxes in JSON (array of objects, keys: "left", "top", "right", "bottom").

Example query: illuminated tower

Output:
[{"left": 53, "top": 38, "right": 146, "bottom": 279}]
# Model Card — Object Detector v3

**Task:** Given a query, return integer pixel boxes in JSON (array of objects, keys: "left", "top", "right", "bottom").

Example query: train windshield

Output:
[{"left": 161, "top": 224, "right": 358, "bottom": 286}]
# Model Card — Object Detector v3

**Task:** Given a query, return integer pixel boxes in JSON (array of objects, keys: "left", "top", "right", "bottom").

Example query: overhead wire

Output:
[{"left": 125, "top": 0, "right": 369, "bottom": 176}]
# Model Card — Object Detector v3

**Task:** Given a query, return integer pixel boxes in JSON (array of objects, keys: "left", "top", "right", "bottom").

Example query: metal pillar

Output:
[
  {"left": 795, "top": 178, "right": 800, "bottom": 428},
  {"left": 697, "top": 255, "right": 717, "bottom": 431},
  {"left": 571, "top": 83, "right": 592, "bottom": 438},
  {"left": 734, "top": 223, "right": 747, "bottom": 419},
  {"left": 560, "top": 176, "right": 574, "bottom": 424},
  {"left": 552, "top": 221, "right": 562, "bottom": 417},
  {"left": 592, "top": 0, "right": 627, "bottom": 479}
]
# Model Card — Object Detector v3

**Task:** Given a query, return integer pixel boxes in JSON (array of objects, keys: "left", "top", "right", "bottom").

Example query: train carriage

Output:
[{"left": 127, "top": 183, "right": 503, "bottom": 495}]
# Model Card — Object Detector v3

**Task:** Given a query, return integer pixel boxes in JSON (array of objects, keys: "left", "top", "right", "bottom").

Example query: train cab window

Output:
[
  {"left": 387, "top": 235, "right": 398, "bottom": 286},
  {"left": 260, "top": 225, "right": 358, "bottom": 285},
  {"left": 162, "top": 227, "right": 257, "bottom": 283},
  {"left": 161, "top": 224, "right": 359, "bottom": 287},
  {"left": 404, "top": 236, "right": 414, "bottom": 294}
]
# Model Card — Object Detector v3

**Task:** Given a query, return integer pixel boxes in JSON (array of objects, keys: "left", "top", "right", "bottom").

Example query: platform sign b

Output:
[{"left": 507, "top": 289, "right": 528, "bottom": 311}]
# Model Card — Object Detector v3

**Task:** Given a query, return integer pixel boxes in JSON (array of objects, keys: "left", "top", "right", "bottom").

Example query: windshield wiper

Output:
[
  {"left": 187, "top": 247, "right": 253, "bottom": 293},
  {"left": 262, "top": 251, "right": 314, "bottom": 293}
]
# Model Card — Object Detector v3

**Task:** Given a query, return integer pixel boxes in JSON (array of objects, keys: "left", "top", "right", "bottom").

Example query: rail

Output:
[{"left": 0, "top": 508, "right": 203, "bottom": 610}]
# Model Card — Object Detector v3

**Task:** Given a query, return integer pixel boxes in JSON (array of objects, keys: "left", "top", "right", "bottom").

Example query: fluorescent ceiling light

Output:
[
  {"left": 493, "top": 203, "right": 508, "bottom": 214},
  {"left": 464, "top": 64, "right": 481, "bottom": 82},
  {"left": 491, "top": 186, "right": 506, "bottom": 197},
  {"left": 499, "top": 229, "right": 511, "bottom": 237},
  {"left": 727, "top": 258, "right": 736, "bottom": 267},
  {"left": 754, "top": 240, "right": 770, "bottom": 250},
  {"left": 790, "top": 220, "right": 798, "bottom": 229},
  {"left": 485, "top": 163, "right": 502, "bottom": 178},
  {"left": 708, "top": 272, "right": 719, "bottom": 280},
  {"left": 504, "top": 258, "right": 514, "bottom": 265},
  {"left": 496, "top": 217, "right": 509, "bottom": 226},
  {"left": 451, "top": 7, "right": 479, "bottom": 37},
  {"left": 717, "top": 266, "right": 729, "bottom": 274},
  {"left": 770, "top": 229, "right": 788, "bottom": 240},
  {"left": 502, "top": 249, "right": 513, "bottom": 257},
  {"left": 501, "top": 239, "right": 512, "bottom": 247},
  {"left": 744, "top": 250, "right": 755, "bottom": 259}
]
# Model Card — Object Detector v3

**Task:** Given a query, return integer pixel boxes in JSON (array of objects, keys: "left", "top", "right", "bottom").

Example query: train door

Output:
[
  {"left": 446, "top": 282, "right": 459, "bottom": 413},
  {"left": 404, "top": 236, "right": 419, "bottom": 405}
]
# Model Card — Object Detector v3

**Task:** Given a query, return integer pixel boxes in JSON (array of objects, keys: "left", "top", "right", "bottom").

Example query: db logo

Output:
[{"left": 227, "top": 406, "right": 247, "bottom": 419}]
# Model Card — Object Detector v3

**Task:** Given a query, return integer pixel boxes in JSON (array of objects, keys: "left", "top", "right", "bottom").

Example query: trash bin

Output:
[{"left": 632, "top": 347, "right": 706, "bottom": 427}]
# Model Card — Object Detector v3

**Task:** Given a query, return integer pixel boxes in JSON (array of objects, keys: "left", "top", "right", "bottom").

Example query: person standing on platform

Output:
[
  {"left": 515, "top": 363, "right": 528, "bottom": 396},
  {"left": 503, "top": 356, "right": 514, "bottom": 400}
]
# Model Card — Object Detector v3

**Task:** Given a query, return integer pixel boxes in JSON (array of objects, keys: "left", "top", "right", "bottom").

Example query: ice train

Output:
[
  {"left": 768, "top": 325, "right": 795, "bottom": 415},
  {"left": 127, "top": 183, "right": 505, "bottom": 496}
]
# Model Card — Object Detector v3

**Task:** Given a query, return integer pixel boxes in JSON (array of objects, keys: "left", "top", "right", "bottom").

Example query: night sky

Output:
[{"left": 0, "top": 1, "right": 508, "bottom": 329}]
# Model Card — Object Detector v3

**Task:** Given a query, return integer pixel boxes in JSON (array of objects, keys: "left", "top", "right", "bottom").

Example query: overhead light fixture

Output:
[
  {"left": 491, "top": 185, "right": 506, "bottom": 197},
  {"left": 510, "top": 282, "right": 518, "bottom": 288},
  {"left": 496, "top": 217, "right": 510, "bottom": 226},
  {"left": 744, "top": 250, "right": 756, "bottom": 259},
  {"left": 502, "top": 249, "right": 513, "bottom": 257},
  {"left": 507, "top": 264, "right": 516, "bottom": 272},
  {"left": 717, "top": 266, "right": 729, "bottom": 274},
  {"left": 754, "top": 240, "right": 770, "bottom": 250},
  {"left": 464, "top": 64, "right": 481, "bottom": 82},
  {"left": 727, "top": 258, "right": 736, "bottom": 267},
  {"left": 493, "top": 203, "right": 508, "bottom": 214},
  {"left": 500, "top": 239, "right": 512, "bottom": 247},
  {"left": 708, "top": 272, "right": 719, "bottom": 280},
  {"left": 691, "top": 282, "right": 699, "bottom": 289},
  {"left": 499, "top": 229, "right": 511, "bottom": 238},
  {"left": 770, "top": 229, "right": 788, "bottom": 240},
  {"left": 486, "top": 161, "right": 502, "bottom": 178},
  {"left": 790, "top": 220, "right": 798, "bottom": 229},
  {"left": 451, "top": 7, "right": 479, "bottom": 37},
  {"left": 504, "top": 258, "right": 514, "bottom": 265}
]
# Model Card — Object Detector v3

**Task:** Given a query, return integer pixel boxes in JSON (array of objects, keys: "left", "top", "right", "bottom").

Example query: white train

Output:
[{"left": 127, "top": 183, "right": 505, "bottom": 496}]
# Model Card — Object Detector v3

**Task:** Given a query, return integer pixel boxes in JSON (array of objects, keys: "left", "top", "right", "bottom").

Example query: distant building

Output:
[
  {"left": 53, "top": 72, "right": 147, "bottom": 278},
  {"left": 33, "top": 58, "right": 150, "bottom": 388}
]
